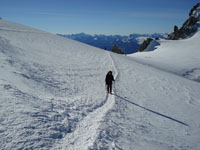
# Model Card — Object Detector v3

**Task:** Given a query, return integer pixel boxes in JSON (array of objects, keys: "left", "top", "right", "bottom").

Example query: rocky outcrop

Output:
[
  {"left": 167, "top": 3, "right": 200, "bottom": 40},
  {"left": 137, "top": 38, "right": 153, "bottom": 52}
]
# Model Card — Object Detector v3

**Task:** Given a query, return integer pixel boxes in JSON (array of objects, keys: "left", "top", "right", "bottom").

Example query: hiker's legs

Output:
[
  {"left": 107, "top": 83, "right": 112, "bottom": 93},
  {"left": 107, "top": 84, "right": 109, "bottom": 93},
  {"left": 110, "top": 84, "right": 112, "bottom": 93},
  {"left": 108, "top": 84, "right": 112, "bottom": 93}
]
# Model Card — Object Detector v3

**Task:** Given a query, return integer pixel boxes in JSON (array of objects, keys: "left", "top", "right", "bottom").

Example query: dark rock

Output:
[
  {"left": 167, "top": 3, "right": 200, "bottom": 40},
  {"left": 137, "top": 38, "right": 153, "bottom": 52},
  {"left": 189, "top": 3, "right": 200, "bottom": 16}
]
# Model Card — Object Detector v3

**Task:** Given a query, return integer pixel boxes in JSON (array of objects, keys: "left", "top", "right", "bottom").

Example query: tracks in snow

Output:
[{"left": 52, "top": 52, "right": 118, "bottom": 150}]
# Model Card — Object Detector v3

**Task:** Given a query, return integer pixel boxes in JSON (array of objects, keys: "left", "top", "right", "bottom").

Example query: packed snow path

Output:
[
  {"left": 53, "top": 95, "right": 115, "bottom": 150},
  {"left": 53, "top": 52, "right": 118, "bottom": 150}
]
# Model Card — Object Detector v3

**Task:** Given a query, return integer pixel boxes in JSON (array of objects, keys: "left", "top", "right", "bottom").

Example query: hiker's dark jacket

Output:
[{"left": 105, "top": 74, "right": 114, "bottom": 85}]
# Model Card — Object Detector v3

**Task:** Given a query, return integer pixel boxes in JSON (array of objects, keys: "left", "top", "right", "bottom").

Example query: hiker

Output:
[{"left": 105, "top": 71, "right": 115, "bottom": 94}]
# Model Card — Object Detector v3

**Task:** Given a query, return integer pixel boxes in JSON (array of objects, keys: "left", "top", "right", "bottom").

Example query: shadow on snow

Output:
[{"left": 114, "top": 94, "right": 189, "bottom": 127}]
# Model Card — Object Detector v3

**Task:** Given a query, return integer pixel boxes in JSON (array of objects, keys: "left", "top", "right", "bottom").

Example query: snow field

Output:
[
  {"left": 52, "top": 52, "right": 119, "bottom": 150},
  {"left": 1, "top": 19, "right": 200, "bottom": 150},
  {"left": 0, "top": 19, "right": 116, "bottom": 149},
  {"left": 92, "top": 53, "right": 200, "bottom": 150},
  {"left": 130, "top": 30, "right": 200, "bottom": 82}
]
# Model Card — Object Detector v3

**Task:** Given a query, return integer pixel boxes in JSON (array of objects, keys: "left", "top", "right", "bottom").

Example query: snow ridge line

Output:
[
  {"left": 52, "top": 52, "right": 118, "bottom": 150},
  {"left": 0, "top": 27, "right": 47, "bottom": 34}
]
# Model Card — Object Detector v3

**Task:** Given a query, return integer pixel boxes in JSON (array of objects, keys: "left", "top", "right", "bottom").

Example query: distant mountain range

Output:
[{"left": 57, "top": 33, "right": 167, "bottom": 54}]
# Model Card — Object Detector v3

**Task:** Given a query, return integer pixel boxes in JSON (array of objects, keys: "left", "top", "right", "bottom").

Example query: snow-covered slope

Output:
[
  {"left": 0, "top": 19, "right": 200, "bottom": 150},
  {"left": 0, "top": 19, "right": 115, "bottom": 149},
  {"left": 93, "top": 53, "right": 200, "bottom": 150},
  {"left": 130, "top": 30, "right": 200, "bottom": 82},
  {"left": 131, "top": 3, "right": 200, "bottom": 82}
]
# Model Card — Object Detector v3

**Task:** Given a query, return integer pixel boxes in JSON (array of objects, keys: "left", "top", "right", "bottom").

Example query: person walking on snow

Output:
[{"left": 105, "top": 71, "right": 115, "bottom": 94}]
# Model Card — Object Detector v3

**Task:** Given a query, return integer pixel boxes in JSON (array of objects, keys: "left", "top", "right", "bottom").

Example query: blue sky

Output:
[{"left": 1, "top": 0, "right": 199, "bottom": 35}]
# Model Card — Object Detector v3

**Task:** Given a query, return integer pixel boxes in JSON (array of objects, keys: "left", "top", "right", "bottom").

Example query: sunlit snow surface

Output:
[
  {"left": 0, "top": 19, "right": 200, "bottom": 150},
  {"left": 130, "top": 30, "right": 200, "bottom": 82}
]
